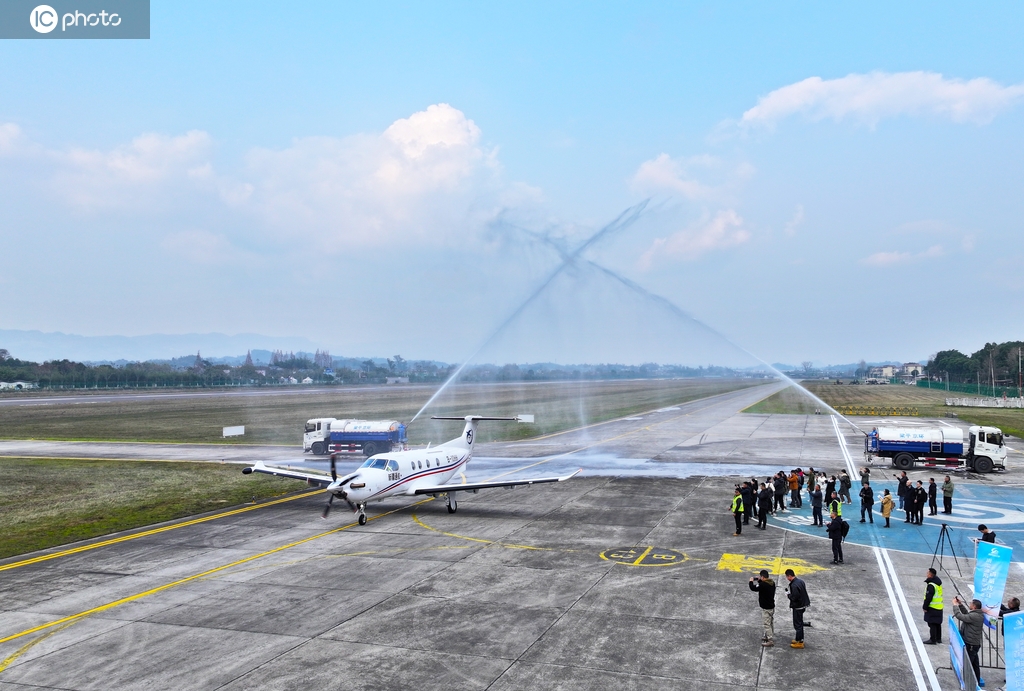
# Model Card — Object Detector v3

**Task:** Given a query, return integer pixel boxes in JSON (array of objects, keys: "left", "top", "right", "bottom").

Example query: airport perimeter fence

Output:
[
  {"left": 918, "top": 379, "right": 1021, "bottom": 398},
  {"left": 945, "top": 397, "right": 1024, "bottom": 409}
]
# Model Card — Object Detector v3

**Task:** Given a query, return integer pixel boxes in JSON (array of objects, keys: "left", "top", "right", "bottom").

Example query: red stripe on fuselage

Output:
[{"left": 367, "top": 454, "right": 469, "bottom": 499}]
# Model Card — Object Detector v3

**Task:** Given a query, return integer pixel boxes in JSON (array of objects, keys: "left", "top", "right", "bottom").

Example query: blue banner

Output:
[
  {"left": 974, "top": 542, "right": 1013, "bottom": 617},
  {"left": 948, "top": 615, "right": 966, "bottom": 690},
  {"left": 1007, "top": 611, "right": 1024, "bottom": 691}
]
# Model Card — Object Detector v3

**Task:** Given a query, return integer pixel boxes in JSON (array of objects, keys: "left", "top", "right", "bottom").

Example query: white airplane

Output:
[{"left": 243, "top": 415, "right": 581, "bottom": 524}]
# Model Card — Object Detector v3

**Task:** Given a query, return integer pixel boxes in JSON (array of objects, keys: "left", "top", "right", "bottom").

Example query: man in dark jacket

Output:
[
  {"left": 913, "top": 481, "right": 928, "bottom": 525},
  {"left": 897, "top": 471, "right": 909, "bottom": 510},
  {"left": 749, "top": 569, "right": 776, "bottom": 647},
  {"left": 784, "top": 569, "right": 810, "bottom": 648},
  {"left": 826, "top": 511, "right": 845, "bottom": 564},
  {"left": 757, "top": 483, "right": 773, "bottom": 530},
  {"left": 838, "top": 470, "right": 852, "bottom": 504},
  {"left": 773, "top": 474, "right": 787, "bottom": 512},
  {"left": 740, "top": 482, "right": 754, "bottom": 526},
  {"left": 810, "top": 484, "right": 824, "bottom": 527},
  {"left": 859, "top": 483, "right": 874, "bottom": 523},
  {"left": 953, "top": 596, "right": 985, "bottom": 687},
  {"left": 923, "top": 568, "right": 944, "bottom": 644},
  {"left": 905, "top": 480, "right": 918, "bottom": 523},
  {"left": 927, "top": 478, "right": 938, "bottom": 515}
]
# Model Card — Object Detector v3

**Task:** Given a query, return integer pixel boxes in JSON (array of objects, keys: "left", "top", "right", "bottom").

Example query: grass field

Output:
[
  {"left": 0, "top": 458, "right": 297, "bottom": 559},
  {"left": 0, "top": 379, "right": 766, "bottom": 446},
  {"left": 744, "top": 381, "right": 1024, "bottom": 437}
]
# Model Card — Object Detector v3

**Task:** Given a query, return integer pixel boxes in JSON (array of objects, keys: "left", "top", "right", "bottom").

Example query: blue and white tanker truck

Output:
[
  {"left": 865, "top": 425, "right": 1006, "bottom": 473},
  {"left": 303, "top": 418, "right": 407, "bottom": 457}
]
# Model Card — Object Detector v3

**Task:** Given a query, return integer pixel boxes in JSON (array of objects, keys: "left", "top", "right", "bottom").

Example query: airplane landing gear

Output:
[
  {"left": 446, "top": 495, "right": 458, "bottom": 514},
  {"left": 356, "top": 503, "right": 367, "bottom": 525}
]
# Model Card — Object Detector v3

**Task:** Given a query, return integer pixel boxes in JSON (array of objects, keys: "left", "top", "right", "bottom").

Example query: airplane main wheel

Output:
[
  {"left": 358, "top": 514, "right": 367, "bottom": 525},
  {"left": 447, "top": 498, "right": 457, "bottom": 514}
]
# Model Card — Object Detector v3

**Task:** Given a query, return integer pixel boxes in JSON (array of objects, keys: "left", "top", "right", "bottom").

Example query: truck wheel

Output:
[
  {"left": 973, "top": 457, "right": 993, "bottom": 474},
  {"left": 893, "top": 453, "right": 914, "bottom": 471},
  {"left": 363, "top": 443, "right": 377, "bottom": 457},
  {"left": 311, "top": 442, "right": 324, "bottom": 455}
]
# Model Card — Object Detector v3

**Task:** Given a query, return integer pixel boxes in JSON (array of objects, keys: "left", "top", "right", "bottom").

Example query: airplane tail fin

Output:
[{"left": 430, "top": 415, "right": 534, "bottom": 453}]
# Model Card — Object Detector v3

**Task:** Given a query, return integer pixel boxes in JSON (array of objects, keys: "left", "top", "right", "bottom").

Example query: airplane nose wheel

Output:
[
  {"left": 446, "top": 495, "right": 458, "bottom": 514},
  {"left": 356, "top": 503, "right": 367, "bottom": 525},
  {"left": 358, "top": 513, "right": 367, "bottom": 525}
]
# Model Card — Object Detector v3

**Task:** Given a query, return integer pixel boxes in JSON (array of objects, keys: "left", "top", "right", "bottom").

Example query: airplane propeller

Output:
[{"left": 322, "top": 454, "right": 358, "bottom": 518}]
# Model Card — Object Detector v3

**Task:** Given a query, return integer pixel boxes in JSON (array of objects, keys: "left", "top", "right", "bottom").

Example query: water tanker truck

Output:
[
  {"left": 865, "top": 425, "right": 1006, "bottom": 473},
  {"left": 303, "top": 418, "right": 407, "bottom": 457}
]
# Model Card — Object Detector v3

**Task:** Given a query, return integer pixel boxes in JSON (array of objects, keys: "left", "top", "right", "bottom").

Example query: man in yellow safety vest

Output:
[
  {"left": 731, "top": 488, "right": 744, "bottom": 536},
  {"left": 923, "top": 567, "right": 944, "bottom": 644}
]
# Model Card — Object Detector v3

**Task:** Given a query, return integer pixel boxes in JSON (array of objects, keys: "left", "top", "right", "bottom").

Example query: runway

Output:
[{"left": 2, "top": 384, "right": 1022, "bottom": 690}]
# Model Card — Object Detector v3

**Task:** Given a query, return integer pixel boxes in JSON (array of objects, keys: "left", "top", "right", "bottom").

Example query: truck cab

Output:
[
  {"left": 303, "top": 417, "right": 339, "bottom": 455},
  {"left": 968, "top": 425, "right": 1006, "bottom": 473}
]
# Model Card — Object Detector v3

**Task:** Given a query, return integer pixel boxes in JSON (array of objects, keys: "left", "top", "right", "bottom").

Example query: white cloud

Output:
[
  {"left": 240, "top": 103, "right": 528, "bottom": 248},
  {"left": 862, "top": 244, "right": 944, "bottom": 267},
  {"left": 0, "top": 123, "right": 22, "bottom": 154},
  {"left": 631, "top": 153, "right": 714, "bottom": 200},
  {"left": 638, "top": 210, "right": 750, "bottom": 268},
  {"left": 630, "top": 153, "right": 754, "bottom": 204},
  {"left": 53, "top": 130, "right": 213, "bottom": 209},
  {"left": 784, "top": 204, "right": 804, "bottom": 236},
  {"left": 2, "top": 104, "right": 536, "bottom": 250},
  {"left": 741, "top": 71, "right": 1024, "bottom": 127}
]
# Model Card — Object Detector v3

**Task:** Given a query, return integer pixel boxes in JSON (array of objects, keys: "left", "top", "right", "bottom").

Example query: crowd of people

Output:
[
  {"left": 731, "top": 467, "right": 960, "bottom": 541},
  {"left": 733, "top": 464, "right": 1020, "bottom": 668}
]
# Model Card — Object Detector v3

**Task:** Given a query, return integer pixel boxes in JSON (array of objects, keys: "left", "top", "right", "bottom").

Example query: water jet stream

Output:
[
  {"left": 407, "top": 200, "right": 650, "bottom": 425},
  {"left": 510, "top": 224, "right": 866, "bottom": 435}
]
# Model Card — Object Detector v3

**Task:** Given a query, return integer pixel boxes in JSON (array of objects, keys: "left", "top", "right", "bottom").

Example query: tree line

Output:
[
  {"left": 1, "top": 347, "right": 759, "bottom": 390},
  {"left": 927, "top": 341, "right": 1024, "bottom": 386}
]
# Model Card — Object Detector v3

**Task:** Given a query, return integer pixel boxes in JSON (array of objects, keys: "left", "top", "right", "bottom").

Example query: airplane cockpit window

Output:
[
  {"left": 360, "top": 458, "right": 389, "bottom": 470},
  {"left": 386, "top": 460, "right": 399, "bottom": 472}
]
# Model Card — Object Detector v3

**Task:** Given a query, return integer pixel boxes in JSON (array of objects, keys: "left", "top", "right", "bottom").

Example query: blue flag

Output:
[
  {"left": 1006, "top": 611, "right": 1024, "bottom": 691},
  {"left": 974, "top": 542, "right": 1012, "bottom": 619}
]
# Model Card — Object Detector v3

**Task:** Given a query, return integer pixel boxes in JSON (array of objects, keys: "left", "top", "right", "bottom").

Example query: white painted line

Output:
[
  {"left": 880, "top": 547, "right": 943, "bottom": 691},
  {"left": 873, "top": 546, "right": 927, "bottom": 690},
  {"left": 831, "top": 415, "right": 940, "bottom": 691}
]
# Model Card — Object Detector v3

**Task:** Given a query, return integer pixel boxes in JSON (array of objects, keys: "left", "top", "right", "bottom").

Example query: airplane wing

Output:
[
  {"left": 412, "top": 468, "right": 582, "bottom": 495},
  {"left": 242, "top": 461, "right": 333, "bottom": 488}
]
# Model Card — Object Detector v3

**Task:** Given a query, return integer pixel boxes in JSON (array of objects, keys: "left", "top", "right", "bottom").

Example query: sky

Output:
[{"left": 1, "top": 2, "right": 1022, "bottom": 367}]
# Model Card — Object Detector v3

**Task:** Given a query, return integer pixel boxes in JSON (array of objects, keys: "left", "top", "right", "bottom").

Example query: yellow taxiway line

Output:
[
  {"left": 0, "top": 498, "right": 434, "bottom": 649},
  {"left": 0, "top": 490, "right": 325, "bottom": 573}
]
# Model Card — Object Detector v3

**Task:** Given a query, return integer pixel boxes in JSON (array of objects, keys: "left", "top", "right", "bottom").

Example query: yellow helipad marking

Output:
[
  {"left": 0, "top": 490, "right": 325, "bottom": 573},
  {"left": 716, "top": 553, "right": 828, "bottom": 575},
  {"left": 0, "top": 498, "right": 434, "bottom": 647},
  {"left": 599, "top": 546, "right": 688, "bottom": 567}
]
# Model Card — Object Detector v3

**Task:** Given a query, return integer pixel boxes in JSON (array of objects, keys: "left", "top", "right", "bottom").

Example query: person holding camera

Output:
[
  {"left": 749, "top": 570, "right": 776, "bottom": 647},
  {"left": 952, "top": 595, "right": 985, "bottom": 687}
]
